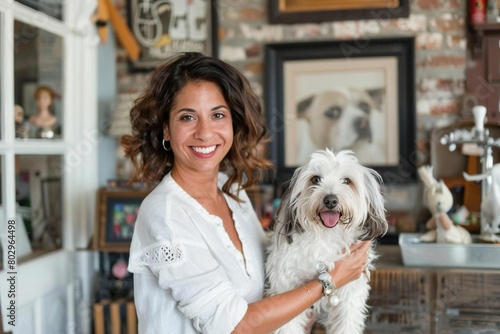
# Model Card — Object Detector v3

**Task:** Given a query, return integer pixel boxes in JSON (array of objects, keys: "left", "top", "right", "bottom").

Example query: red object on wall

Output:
[{"left": 470, "top": 0, "right": 486, "bottom": 24}]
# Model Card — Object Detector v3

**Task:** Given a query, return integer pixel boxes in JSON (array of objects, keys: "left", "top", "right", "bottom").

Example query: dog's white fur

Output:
[
  {"left": 296, "top": 89, "right": 386, "bottom": 165},
  {"left": 265, "top": 150, "right": 388, "bottom": 334}
]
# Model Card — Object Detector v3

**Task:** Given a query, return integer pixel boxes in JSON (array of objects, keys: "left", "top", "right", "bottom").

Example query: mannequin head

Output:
[
  {"left": 33, "top": 85, "right": 55, "bottom": 113},
  {"left": 29, "top": 85, "right": 59, "bottom": 138}
]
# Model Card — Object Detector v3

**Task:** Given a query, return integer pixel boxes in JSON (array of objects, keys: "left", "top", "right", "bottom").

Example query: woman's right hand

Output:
[{"left": 329, "top": 240, "right": 371, "bottom": 288}]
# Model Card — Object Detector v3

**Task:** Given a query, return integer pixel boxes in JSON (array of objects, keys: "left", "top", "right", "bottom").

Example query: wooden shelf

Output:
[{"left": 472, "top": 22, "right": 500, "bottom": 33}]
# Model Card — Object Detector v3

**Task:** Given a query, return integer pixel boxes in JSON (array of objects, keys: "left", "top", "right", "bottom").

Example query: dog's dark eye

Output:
[
  {"left": 342, "top": 178, "right": 351, "bottom": 185},
  {"left": 324, "top": 106, "right": 342, "bottom": 119},
  {"left": 359, "top": 102, "right": 370, "bottom": 114},
  {"left": 311, "top": 176, "right": 322, "bottom": 185}
]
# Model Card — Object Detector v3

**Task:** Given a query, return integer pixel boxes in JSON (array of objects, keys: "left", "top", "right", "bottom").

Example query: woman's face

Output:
[
  {"left": 35, "top": 90, "right": 52, "bottom": 110},
  {"left": 164, "top": 81, "right": 233, "bottom": 177}
]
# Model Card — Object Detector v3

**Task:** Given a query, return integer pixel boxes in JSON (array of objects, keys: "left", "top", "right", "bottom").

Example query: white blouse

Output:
[{"left": 128, "top": 173, "right": 268, "bottom": 334}]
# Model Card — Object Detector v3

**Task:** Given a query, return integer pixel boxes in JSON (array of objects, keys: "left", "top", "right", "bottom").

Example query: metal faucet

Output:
[{"left": 439, "top": 106, "right": 500, "bottom": 240}]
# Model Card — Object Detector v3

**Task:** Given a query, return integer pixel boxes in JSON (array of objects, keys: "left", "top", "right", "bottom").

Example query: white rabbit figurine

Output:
[{"left": 418, "top": 165, "right": 472, "bottom": 244}]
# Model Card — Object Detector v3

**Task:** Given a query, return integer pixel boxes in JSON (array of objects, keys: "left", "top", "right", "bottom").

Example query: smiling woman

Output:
[
  {"left": 121, "top": 52, "right": 371, "bottom": 334},
  {"left": 122, "top": 53, "right": 271, "bottom": 197}
]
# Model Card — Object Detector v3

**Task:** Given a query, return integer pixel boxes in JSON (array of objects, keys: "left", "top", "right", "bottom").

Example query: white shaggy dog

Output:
[{"left": 265, "top": 150, "right": 388, "bottom": 334}]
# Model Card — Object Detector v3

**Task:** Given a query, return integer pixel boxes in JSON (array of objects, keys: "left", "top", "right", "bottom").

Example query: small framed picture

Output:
[
  {"left": 127, "top": 0, "right": 219, "bottom": 71},
  {"left": 95, "top": 188, "right": 150, "bottom": 252},
  {"left": 268, "top": 0, "right": 409, "bottom": 24}
]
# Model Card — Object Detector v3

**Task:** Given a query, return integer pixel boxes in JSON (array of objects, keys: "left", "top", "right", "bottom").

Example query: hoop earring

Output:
[{"left": 162, "top": 139, "right": 171, "bottom": 151}]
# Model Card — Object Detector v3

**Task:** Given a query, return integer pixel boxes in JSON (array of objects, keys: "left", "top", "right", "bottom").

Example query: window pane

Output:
[
  {"left": 16, "top": 155, "right": 63, "bottom": 258},
  {"left": 0, "top": 156, "right": 2, "bottom": 269},
  {"left": 15, "top": 0, "right": 63, "bottom": 20},
  {"left": 0, "top": 13, "right": 3, "bottom": 140},
  {"left": 14, "top": 20, "right": 63, "bottom": 140}
]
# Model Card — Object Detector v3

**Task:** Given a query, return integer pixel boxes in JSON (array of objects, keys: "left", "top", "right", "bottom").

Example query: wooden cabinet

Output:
[
  {"left": 366, "top": 268, "right": 433, "bottom": 333},
  {"left": 366, "top": 246, "right": 500, "bottom": 333},
  {"left": 434, "top": 270, "right": 500, "bottom": 332},
  {"left": 486, "top": 34, "right": 500, "bottom": 83},
  {"left": 467, "top": 23, "right": 500, "bottom": 122},
  {"left": 314, "top": 246, "right": 500, "bottom": 333}
]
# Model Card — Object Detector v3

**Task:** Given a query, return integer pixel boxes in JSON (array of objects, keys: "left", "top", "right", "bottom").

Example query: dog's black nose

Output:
[
  {"left": 323, "top": 195, "right": 338, "bottom": 209},
  {"left": 354, "top": 117, "right": 372, "bottom": 142}
]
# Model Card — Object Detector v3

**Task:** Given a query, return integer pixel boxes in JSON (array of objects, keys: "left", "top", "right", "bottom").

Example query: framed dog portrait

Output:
[
  {"left": 95, "top": 188, "right": 150, "bottom": 252},
  {"left": 265, "top": 37, "right": 416, "bottom": 183},
  {"left": 127, "top": 0, "right": 219, "bottom": 71},
  {"left": 268, "top": 0, "right": 409, "bottom": 24}
]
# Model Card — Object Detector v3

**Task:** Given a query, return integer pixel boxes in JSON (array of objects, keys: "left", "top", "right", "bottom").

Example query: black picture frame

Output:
[
  {"left": 127, "top": 0, "right": 219, "bottom": 72},
  {"left": 265, "top": 37, "right": 416, "bottom": 184},
  {"left": 268, "top": 0, "right": 409, "bottom": 24}
]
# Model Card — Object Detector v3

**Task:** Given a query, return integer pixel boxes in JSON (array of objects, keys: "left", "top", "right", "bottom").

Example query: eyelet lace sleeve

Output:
[{"left": 130, "top": 242, "right": 183, "bottom": 272}]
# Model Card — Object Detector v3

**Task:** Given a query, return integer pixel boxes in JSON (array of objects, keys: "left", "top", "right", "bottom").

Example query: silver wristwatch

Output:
[
  {"left": 316, "top": 262, "right": 336, "bottom": 297},
  {"left": 316, "top": 262, "right": 340, "bottom": 306}
]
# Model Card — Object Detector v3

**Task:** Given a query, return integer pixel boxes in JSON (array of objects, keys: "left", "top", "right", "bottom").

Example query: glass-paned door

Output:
[
  {"left": 14, "top": 20, "right": 63, "bottom": 140},
  {"left": 1, "top": 1, "right": 98, "bottom": 333},
  {"left": 15, "top": 155, "right": 63, "bottom": 259}
]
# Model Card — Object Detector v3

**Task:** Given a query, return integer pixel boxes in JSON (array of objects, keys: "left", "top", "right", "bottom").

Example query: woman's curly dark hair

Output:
[{"left": 121, "top": 52, "right": 273, "bottom": 201}]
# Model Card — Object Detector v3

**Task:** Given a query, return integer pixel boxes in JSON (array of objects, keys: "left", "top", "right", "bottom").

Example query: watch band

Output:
[
  {"left": 316, "top": 263, "right": 336, "bottom": 296},
  {"left": 316, "top": 262, "right": 340, "bottom": 306}
]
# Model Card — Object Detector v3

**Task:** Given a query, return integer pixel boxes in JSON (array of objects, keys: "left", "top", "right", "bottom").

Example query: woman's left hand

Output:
[{"left": 328, "top": 240, "right": 370, "bottom": 288}]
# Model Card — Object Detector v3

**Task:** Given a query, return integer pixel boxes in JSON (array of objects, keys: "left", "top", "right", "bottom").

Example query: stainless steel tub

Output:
[{"left": 399, "top": 233, "right": 500, "bottom": 269}]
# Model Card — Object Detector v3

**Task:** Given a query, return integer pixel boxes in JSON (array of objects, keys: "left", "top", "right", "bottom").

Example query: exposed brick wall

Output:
[{"left": 115, "top": 0, "right": 471, "bottom": 167}]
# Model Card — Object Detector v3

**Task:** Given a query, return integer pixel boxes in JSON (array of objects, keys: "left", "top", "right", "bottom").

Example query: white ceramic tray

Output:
[{"left": 399, "top": 233, "right": 500, "bottom": 269}]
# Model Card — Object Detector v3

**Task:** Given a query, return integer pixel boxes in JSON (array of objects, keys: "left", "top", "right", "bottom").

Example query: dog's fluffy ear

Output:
[
  {"left": 297, "top": 96, "right": 314, "bottom": 119},
  {"left": 274, "top": 167, "right": 304, "bottom": 244},
  {"left": 367, "top": 88, "right": 385, "bottom": 111},
  {"left": 359, "top": 169, "right": 388, "bottom": 241}
]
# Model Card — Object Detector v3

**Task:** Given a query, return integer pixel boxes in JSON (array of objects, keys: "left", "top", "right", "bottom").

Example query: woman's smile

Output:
[{"left": 191, "top": 145, "right": 218, "bottom": 156}]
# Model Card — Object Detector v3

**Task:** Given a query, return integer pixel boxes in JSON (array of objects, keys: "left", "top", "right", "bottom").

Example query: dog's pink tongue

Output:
[{"left": 320, "top": 211, "right": 340, "bottom": 228}]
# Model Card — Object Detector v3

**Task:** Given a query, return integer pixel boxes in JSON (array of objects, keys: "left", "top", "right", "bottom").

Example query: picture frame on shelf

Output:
[
  {"left": 268, "top": 0, "right": 409, "bottom": 24},
  {"left": 127, "top": 0, "right": 219, "bottom": 72},
  {"left": 95, "top": 188, "right": 150, "bottom": 252},
  {"left": 265, "top": 37, "right": 416, "bottom": 184}
]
